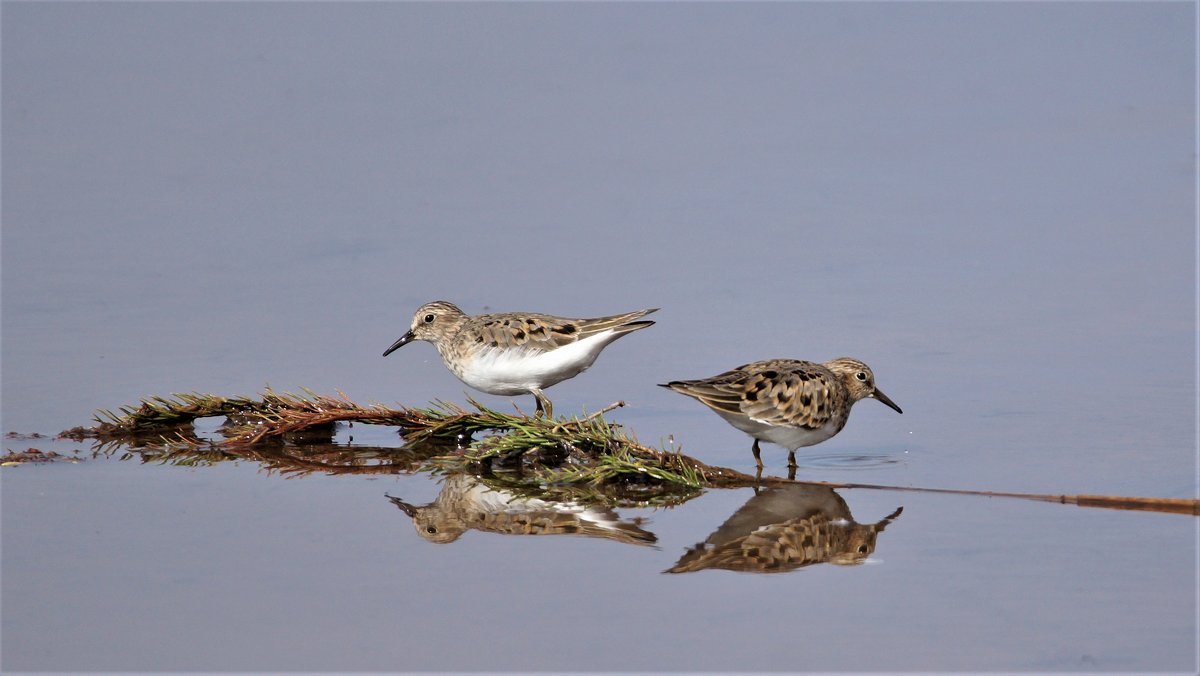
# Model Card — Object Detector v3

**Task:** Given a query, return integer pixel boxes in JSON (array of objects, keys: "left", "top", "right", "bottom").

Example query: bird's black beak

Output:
[
  {"left": 382, "top": 330, "right": 415, "bottom": 357},
  {"left": 873, "top": 388, "right": 903, "bottom": 414},
  {"left": 386, "top": 494, "right": 419, "bottom": 517}
]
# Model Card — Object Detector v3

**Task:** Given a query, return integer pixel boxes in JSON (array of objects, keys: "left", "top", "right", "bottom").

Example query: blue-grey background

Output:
[{"left": 2, "top": 2, "right": 1195, "bottom": 672}]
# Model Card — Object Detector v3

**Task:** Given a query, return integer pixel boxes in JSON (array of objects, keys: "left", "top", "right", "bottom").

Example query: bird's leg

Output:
[
  {"left": 787, "top": 450, "right": 797, "bottom": 469},
  {"left": 752, "top": 439, "right": 764, "bottom": 470},
  {"left": 531, "top": 389, "right": 553, "bottom": 418},
  {"left": 787, "top": 464, "right": 797, "bottom": 481}
]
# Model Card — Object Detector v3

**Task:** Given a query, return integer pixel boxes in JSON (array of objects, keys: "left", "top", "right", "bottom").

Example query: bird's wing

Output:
[
  {"left": 472, "top": 309, "right": 657, "bottom": 352},
  {"left": 665, "top": 360, "right": 838, "bottom": 430},
  {"left": 736, "top": 362, "right": 840, "bottom": 429}
]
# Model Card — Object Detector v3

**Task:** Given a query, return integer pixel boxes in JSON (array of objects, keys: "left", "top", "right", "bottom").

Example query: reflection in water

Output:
[
  {"left": 387, "top": 474, "right": 657, "bottom": 546},
  {"left": 666, "top": 484, "right": 902, "bottom": 574}
]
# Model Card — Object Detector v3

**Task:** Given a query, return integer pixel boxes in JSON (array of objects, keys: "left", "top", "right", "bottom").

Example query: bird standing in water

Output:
[
  {"left": 661, "top": 357, "right": 902, "bottom": 470},
  {"left": 384, "top": 300, "right": 656, "bottom": 417}
]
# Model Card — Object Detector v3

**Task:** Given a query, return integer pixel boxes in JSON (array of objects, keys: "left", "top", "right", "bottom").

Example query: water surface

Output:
[{"left": 3, "top": 2, "right": 1195, "bottom": 672}]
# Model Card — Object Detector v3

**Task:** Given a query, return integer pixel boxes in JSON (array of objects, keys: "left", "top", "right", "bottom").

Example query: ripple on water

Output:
[{"left": 795, "top": 451, "right": 905, "bottom": 470}]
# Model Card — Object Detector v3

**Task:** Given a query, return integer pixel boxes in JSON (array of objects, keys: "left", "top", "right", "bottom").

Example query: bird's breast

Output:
[{"left": 450, "top": 330, "right": 619, "bottom": 394}]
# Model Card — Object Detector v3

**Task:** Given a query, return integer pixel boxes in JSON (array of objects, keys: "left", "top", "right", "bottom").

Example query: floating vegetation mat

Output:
[
  {"left": 53, "top": 389, "right": 1199, "bottom": 516},
  {"left": 59, "top": 389, "right": 749, "bottom": 505}
]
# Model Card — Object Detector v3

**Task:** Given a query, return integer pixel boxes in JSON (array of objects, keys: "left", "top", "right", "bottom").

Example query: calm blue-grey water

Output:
[{"left": 3, "top": 2, "right": 1196, "bottom": 673}]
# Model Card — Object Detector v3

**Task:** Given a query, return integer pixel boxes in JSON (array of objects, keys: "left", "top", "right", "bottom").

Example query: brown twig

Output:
[{"left": 774, "top": 479, "right": 1200, "bottom": 517}]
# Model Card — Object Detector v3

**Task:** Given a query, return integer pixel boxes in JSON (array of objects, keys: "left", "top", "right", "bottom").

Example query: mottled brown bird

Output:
[
  {"left": 666, "top": 483, "right": 902, "bottom": 574},
  {"left": 385, "top": 300, "right": 656, "bottom": 416},
  {"left": 387, "top": 474, "right": 656, "bottom": 546},
  {"left": 661, "top": 357, "right": 902, "bottom": 469}
]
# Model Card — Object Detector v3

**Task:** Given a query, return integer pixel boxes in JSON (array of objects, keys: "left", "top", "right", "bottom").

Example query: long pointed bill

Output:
[
  {"left": 382, "top": 330, "right": 416, "bottom": 357},
  {"left": 386, "top": 494, "right": 419, "bottom": 517},
  {"left": 873, "top": 388, "right": 903, "bottom": 414}
]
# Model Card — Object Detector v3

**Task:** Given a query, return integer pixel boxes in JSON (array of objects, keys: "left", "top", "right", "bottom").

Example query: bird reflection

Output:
[
  {"left": 387, "top": 474, "right": 657, "bottom": 546},
  {"left": 666, "top": 483, "right": 901, "bottom": 574}
]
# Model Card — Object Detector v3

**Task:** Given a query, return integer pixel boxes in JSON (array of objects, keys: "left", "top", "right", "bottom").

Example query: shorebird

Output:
[
  {"left": 661, "top": 357, "right": 902, "bottom": 469},
  {"left": 384, "top": 300, "right": 656, "bottom": 416}
]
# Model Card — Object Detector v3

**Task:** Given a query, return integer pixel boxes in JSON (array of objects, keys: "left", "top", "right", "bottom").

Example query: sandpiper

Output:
[
  {"left": 386, "top": 474, "right": 655, "bottom": 546},
  {"left": 660, "top": 358, "right": 902, "bottom": 470},
  {"left": 383, "top": 300, "right": 656, "bottom": 416},
  {"left": 665, "top": 483, "right": 903, "bottom": 573}
]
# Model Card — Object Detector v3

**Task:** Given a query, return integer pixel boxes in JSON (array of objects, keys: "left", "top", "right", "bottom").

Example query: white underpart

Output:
[
  {"left": 469, "top": 484, "right": 627, "bottom": 533},
  {"left": 455, "top": 329, "right": 621, "bottom": 395},
  {"left": 714, "top": 409, "right": 844, "bottom": 451}
]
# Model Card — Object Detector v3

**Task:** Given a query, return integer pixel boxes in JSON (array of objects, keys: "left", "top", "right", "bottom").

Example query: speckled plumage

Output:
[
  {"left": 665, "top": 483, "right": 902, "bottom": 574},
  {"left": 660, "top": 357, "right": 902, "bottom": 469},
  {"left": 384, "top": 300, "right": 656, "bottom": 416},
  {"left": 386, "top": 474, "right": 656, "bottom": 546}
]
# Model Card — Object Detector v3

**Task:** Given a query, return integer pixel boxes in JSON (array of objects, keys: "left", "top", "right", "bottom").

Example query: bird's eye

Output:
[
  {"left": 423, "top": 314, "right": 435, "bottom": 323},
  {"left": 426, "top": 526, "right": 437, "bottom": 534},
  {"left": 855, "top": 372, "right": 868, "bottom": 382}
]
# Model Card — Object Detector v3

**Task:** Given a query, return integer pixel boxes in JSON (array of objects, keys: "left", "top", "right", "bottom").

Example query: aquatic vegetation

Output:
[
  {"left": 62, "top": 390, "right": 738, "bottom": 497},
  {"left": 57, "top": 390, "right": 1200, "bottom": 516}
]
